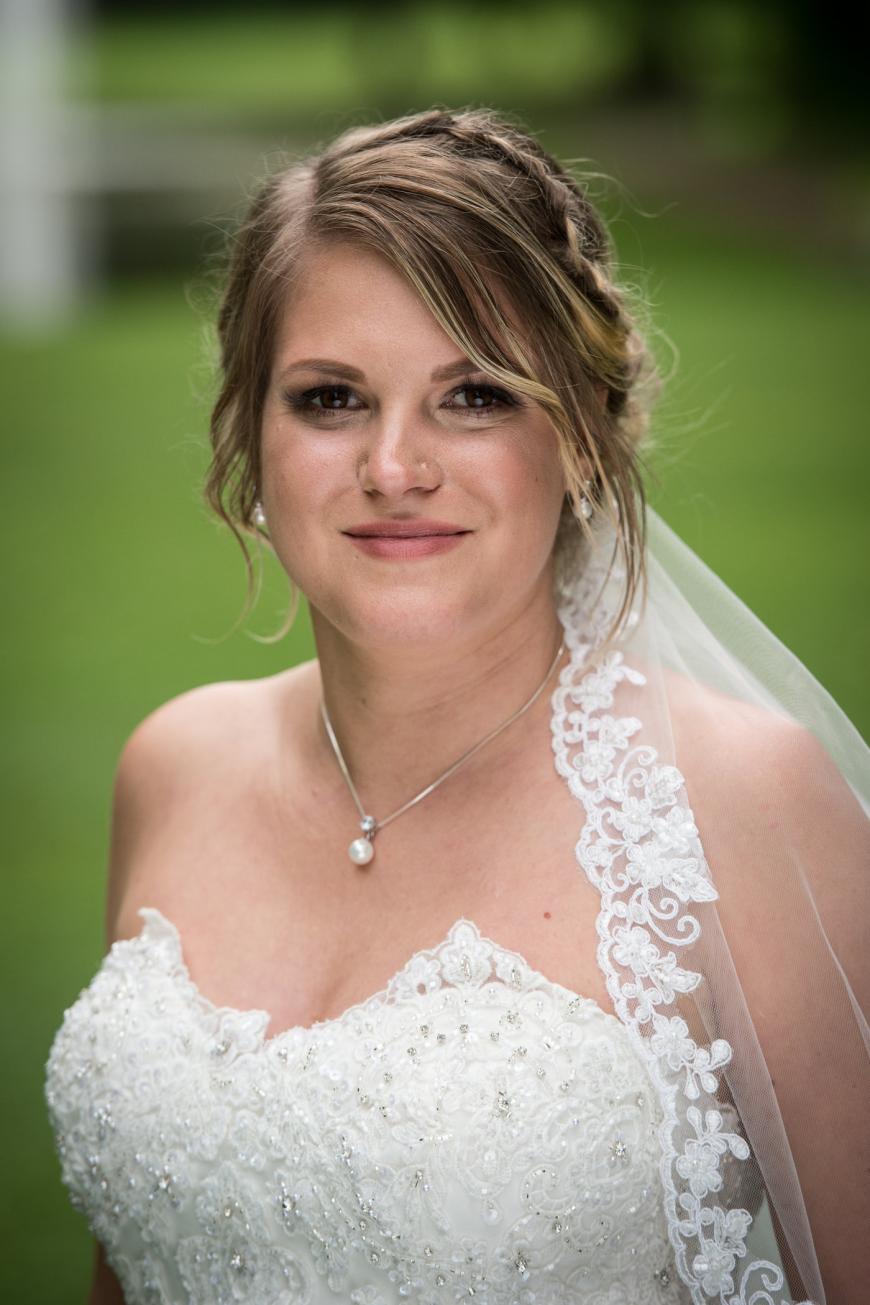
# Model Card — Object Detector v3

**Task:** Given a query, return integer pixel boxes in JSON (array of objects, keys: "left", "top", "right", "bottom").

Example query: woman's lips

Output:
[{"left": 345, "top": 532, "right": 469, "bottom": 559}]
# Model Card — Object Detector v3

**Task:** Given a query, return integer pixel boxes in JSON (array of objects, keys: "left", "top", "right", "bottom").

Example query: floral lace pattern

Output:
[
  {"left": 46, "top": 912, "right": 684, "bottom": 1303},
  {"left": 551, "top": 547, "right": 798, "bottom": 1305}
]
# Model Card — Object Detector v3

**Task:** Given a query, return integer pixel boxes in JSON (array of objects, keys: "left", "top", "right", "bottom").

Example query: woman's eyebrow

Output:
[{"left": 277, "top": 357, "right": 478, "bottom": 383}]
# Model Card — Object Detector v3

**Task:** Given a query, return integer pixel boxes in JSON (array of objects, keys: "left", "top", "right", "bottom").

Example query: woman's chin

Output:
[{"left": 316, "top": 593, "right": 485, "bottom": 651}]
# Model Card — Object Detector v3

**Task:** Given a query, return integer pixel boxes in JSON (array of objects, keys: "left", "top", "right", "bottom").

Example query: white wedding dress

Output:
[
  {"left": 46, "top": 528, "right": 813, "bottom": 1305},
  {"left": 46, "top": 908, "right": 686, "bottom": 1303}
]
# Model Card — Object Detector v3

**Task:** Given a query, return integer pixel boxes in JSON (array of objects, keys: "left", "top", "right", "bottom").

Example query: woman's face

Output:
[{"left": 259, "top": 240, "right": 570, "bottom": 651}]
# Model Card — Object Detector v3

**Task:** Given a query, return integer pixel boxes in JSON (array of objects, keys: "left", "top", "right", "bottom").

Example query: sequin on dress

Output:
[{"left": 46, "top": 908, "right": 685, "bottom": 1303}]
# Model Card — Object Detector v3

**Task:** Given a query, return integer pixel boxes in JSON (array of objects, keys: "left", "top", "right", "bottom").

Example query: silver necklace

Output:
[{"left": 320, "top": 633, "right": 566, "bottom": 865}]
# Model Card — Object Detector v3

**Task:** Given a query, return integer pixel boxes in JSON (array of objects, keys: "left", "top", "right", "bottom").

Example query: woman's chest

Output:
[
  {"left": 47, "top": 918, "right": 680, "bottom": 1303},
  {"left": 152, "top": 755, "right": 611, "bottom": 1039}
]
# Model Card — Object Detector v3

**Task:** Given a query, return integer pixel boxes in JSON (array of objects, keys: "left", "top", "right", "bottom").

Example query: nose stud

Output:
[{"left": 357, "top": 451, "right": 439, "bottom": 491}]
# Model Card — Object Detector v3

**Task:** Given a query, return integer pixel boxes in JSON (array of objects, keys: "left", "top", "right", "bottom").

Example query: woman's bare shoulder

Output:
[
  {"left": 106, "top": 660, "right": 319, "bottom": 943},
  {"left": 617, "top": 649, "right": 788, "bottom": 741},
  {"left": 629, "top": 652, "right": 797, "bottom": 742},
  {"left": 121, "top": 660, "right": 317, "bottom": 761},
  {"left": 621, "top": 652, "right": 823, "bottom": 809}
]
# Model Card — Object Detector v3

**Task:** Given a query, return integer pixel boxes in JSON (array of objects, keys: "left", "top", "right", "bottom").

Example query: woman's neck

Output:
[{"left": 304, "top": 582, "right": 567, "bottom": 811}]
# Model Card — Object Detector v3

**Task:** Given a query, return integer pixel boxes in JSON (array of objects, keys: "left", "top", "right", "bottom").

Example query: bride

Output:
[{"left": 45, "top": 107, "right": 869, "bottom": 1304}]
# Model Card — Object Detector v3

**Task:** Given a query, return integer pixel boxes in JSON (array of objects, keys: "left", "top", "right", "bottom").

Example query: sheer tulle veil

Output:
[{"left": 550, "top": 502, "right": 869, "bottom": 1303}]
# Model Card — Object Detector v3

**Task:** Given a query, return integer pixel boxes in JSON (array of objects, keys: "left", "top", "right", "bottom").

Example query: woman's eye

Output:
[
  {"left": 445, "top": 383, "right": 517, "bottom": 416},
  {"left": 282, "top": 380, "right": 518, "bottom": 421},
  {"left": 283, "top": 385, "right": 363, "bottom": 418}
]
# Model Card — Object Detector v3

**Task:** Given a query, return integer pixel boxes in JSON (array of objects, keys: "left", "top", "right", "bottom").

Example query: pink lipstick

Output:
[{"left": 343, "top": 519, "right": 471, "bottom": 560}]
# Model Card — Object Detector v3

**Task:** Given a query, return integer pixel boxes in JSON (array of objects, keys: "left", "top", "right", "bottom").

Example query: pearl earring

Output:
[
  {"left": 253, "top": 501, "right": 267, "bottom": 527},
  {"left": 579, "top": 480, "right": 594, "bottom": 520}
]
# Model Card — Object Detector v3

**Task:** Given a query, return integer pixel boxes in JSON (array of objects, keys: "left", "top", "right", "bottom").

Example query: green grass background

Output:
[{"left": 4, "top": 208, "right": 868, "bottom": 1299}]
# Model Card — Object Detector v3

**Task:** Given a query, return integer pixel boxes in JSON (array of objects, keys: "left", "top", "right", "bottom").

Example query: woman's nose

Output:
[{"left": 357, "top": 423, "right": 443, "bottom": 498}]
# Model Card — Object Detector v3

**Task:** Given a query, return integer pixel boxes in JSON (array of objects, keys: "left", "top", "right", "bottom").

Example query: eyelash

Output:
[{"left": 282, "top": 380, "right": 519, "bottom": 422}]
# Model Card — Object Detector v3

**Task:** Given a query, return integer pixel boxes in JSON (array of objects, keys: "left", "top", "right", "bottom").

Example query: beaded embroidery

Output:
[{"left": 46, "top": 905, "right": 688, "bottom": 1302}]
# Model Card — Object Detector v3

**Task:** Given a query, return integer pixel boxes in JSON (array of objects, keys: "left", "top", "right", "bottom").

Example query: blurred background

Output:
[{"left": 2, "top": 0, "right": 867, "bottom": 1297}]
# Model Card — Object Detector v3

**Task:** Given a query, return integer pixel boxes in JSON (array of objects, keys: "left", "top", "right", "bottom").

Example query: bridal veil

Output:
[{"left": 551, "top": 502, "right": 869, "bottom": 1303}]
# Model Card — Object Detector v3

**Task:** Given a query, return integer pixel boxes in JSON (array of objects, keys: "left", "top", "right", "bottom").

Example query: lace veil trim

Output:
[{"left": 552, "top": 536, "right": 807, "bottom": 1305}]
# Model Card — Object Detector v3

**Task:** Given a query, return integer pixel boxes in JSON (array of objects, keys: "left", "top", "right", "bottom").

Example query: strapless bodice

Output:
[{"left": 45, "top": 909, "right": 684, "bottom": 1303}]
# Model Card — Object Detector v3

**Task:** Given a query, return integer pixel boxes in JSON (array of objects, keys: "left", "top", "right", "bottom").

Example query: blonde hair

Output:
[{"left": 202, "top": 105, "right": 660, "bottom": 645}]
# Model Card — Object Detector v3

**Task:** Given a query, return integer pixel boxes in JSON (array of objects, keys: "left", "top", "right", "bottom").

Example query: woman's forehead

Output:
[{"left": 271, "top": 243, "right": 516, "bottom": 379}]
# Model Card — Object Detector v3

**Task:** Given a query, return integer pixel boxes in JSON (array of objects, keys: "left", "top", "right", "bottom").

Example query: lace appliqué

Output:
[
  {"left": 46, "top": 909, "right": 682, "bottom": 1304},
  {"left": 553, "top": 560, "right": 794, "bottom": 1305}
]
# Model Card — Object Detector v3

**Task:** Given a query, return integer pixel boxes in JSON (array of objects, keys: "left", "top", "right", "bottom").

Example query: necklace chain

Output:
[{"left": 319, "top": 632, "right": 567, "bottom": 865}]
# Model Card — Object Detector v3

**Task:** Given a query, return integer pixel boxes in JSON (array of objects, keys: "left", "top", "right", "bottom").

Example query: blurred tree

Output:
[{"left": 88, "top": 0, "right": 866, "bottom": 145}]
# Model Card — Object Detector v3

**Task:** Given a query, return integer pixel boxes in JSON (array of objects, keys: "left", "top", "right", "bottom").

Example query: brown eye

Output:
[
  {"left": 445, "top": 383, "right": 517, "bottom": 415},
  {"left": 283, "top": 385, "right": 364, "bottom": 419},
  {"left": 315, "top": 386, "right": 352, "bottom": 410}
]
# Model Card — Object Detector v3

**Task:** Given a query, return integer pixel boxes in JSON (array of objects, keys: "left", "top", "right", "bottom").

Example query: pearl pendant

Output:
[
  {"left": 349, "top": 836, "right": 374, "bottom": 865},
  {"left": 348, "top": 815, "right": 377, "bottom": 865}
]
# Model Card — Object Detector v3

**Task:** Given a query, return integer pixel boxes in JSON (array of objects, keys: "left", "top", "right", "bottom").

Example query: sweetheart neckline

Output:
[{"left": 131, "top": 905, "right": 620, "bottom": 1050}]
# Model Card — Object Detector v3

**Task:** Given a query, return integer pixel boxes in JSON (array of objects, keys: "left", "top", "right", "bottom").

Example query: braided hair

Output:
[{"left": 203, "top": 106, "right": 659, "bottom": 645}]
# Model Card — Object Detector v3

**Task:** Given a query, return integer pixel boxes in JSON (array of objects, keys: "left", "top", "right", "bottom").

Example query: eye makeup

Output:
[{"left": 280, "top": 377, "right": 522, "bottom": 423}]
